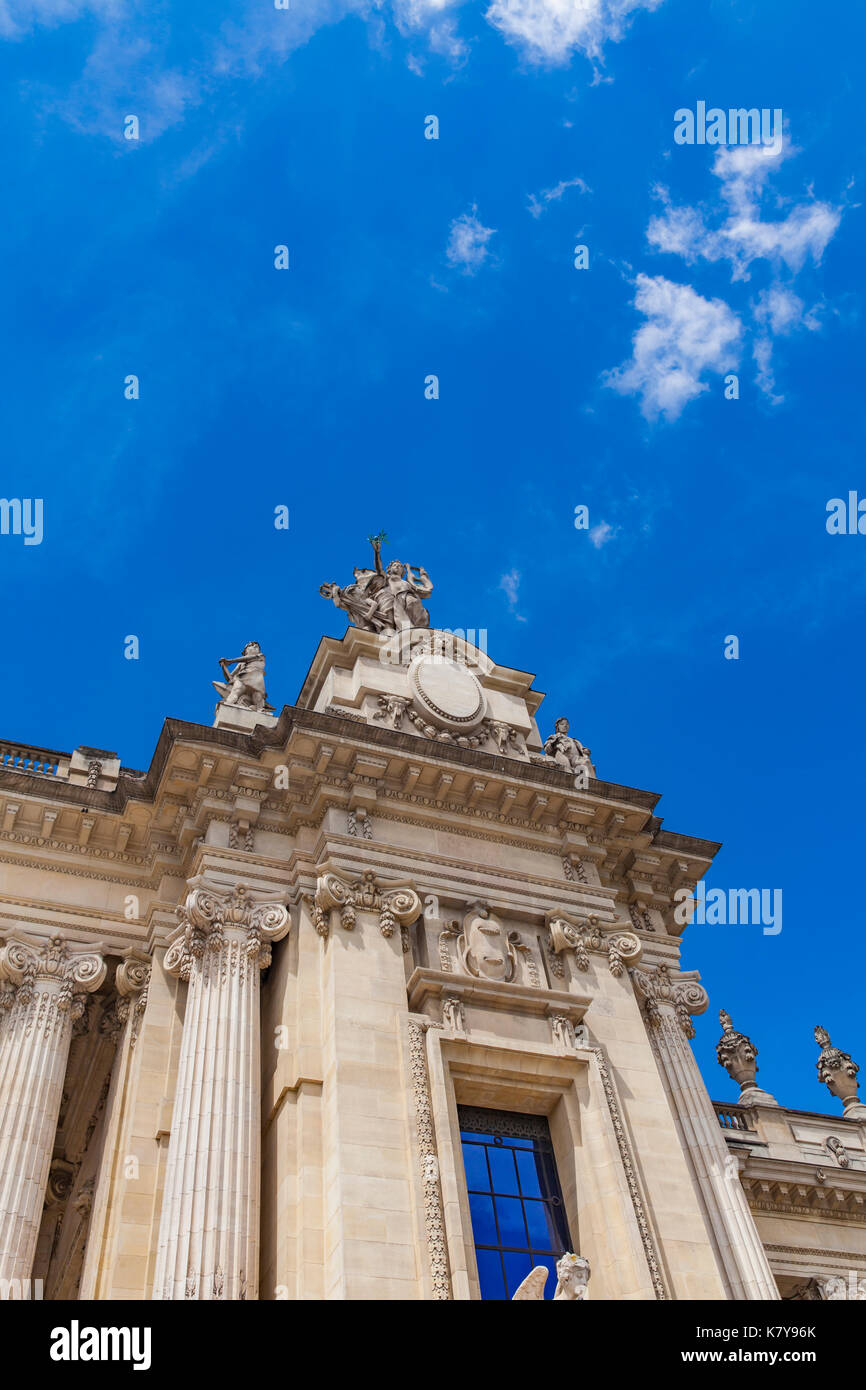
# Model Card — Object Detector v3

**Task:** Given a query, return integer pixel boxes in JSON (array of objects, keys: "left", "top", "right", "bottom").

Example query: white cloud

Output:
[
  {"left": 604, "top": 274, "right": 742, "bottom": 421},
  {"left": 637, "top": 134, "right": 844, "bottom": 411},
  {"left": 499, "top": 568, "right": 528, "bottom": 621},
  {"left": 446, "top": 207, "right": 496, "bottom": 273},
  {"left": 749, "top": 287, "right": 822, "bottom": 401},
  {"left": 484, "top": 0, "right": 664, "bottom": 65},
  {"left": 648, "top": 139, "right": 842, "bottom": 282},
  {"left": 391, "top": 0, "right": 468, "bottom": 61},
  {"left": 527, "top": 175, "right": 590, "bottom": 218},
  {"left": 589, "top": 520, "right": 617, "bottom": 547},
  {"left": 752, "top": 335, "right": 780, "bottom": 404}
]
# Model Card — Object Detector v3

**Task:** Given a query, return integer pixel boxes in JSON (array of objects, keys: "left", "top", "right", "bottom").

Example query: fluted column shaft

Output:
[
  {"left": 153, "top": 881, "right": 289, "bottom": 1301},
  {"left": 634, "top": 965, "right": 779, "bottom": 1301},
  {"left": 0, "top": 934, "right": 106, "bottom": 1282}
]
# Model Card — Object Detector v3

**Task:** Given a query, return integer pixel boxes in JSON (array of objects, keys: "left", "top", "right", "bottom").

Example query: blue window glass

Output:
[{"left": 458, "top": 1106, "right": 574, "bottom": 1301}]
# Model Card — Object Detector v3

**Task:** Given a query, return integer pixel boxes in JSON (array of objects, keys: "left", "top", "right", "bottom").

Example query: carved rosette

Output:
[
  {"left": 312, "top": 869, "right": 422, "bottom": 941},
  {"left": 164, "top": 881, "right": 290, "bottom": 983},
  {"left": 631, "top": 963, "right": 709, "bottom": 1040},
  {"left": 546, "top": 913, "right": 641, "bottom": 979}
]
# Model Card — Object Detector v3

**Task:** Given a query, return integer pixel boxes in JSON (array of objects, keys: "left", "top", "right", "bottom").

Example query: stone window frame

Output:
[{"left": 421, "top": 1030, "right": 666, "bottom": 1300}]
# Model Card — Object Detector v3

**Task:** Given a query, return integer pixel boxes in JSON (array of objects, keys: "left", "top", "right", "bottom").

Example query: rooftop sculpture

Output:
[
  {"left": 319, "top": 532, "right": 432, "bottom": 633},
  {"left": 212, "top": 641, "right": 273, "bottom": 713}
]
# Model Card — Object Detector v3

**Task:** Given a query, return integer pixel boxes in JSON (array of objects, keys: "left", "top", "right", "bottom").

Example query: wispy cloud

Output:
[
  {"left": 589, "top": 520, "right": 618, "bottom": 547},
  {"left": 527, "top": 175, "right": 590, "bottom": 218},
  {"left": 1, "top": 0, "right": 673, "bottom": 143},
  {"left": 604, "top": 273, "right": 742, "bottom": 421},
  {"left": 0, "top": 0, "right": 122, "bottom": 40},
  {"left": 446, "top": 207, "right": 497, "bottom": 274},
  {"left": 499, "top": 568, "right": 528, "bottom": 621}
]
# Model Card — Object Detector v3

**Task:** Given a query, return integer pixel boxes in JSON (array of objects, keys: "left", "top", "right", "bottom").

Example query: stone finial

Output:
[
  {"left": 814, "top": 1025, "right": 866, "bottom": 1119},
  {"left": 715, "top": 1009, "right": 777, "bottom": 1106}
]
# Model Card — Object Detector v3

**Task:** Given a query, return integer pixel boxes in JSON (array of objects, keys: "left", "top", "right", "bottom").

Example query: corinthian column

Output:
[
  {"left": 153, "top": 879, "right": 290, "bottom": 1300},
  {"left": 0, "top": 933, "right": 106, "bottom": 1282},
  {"left": 633, "top": 963, "right": 779, "bottom": 1301}
]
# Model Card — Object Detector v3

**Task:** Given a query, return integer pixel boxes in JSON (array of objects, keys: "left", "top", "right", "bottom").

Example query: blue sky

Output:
[{"left": 0, "top": 0, "right": 863, "bottom": 1112}]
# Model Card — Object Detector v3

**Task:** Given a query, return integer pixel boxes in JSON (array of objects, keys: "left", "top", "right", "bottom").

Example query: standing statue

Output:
[
  {"left": 212, "top": 641, "right": 273, "bottom": 712},
  {"left": 544, "top": 718, "right": 594, "bottom": 782},
  {"left": 511, "top": 1252, "right": 591, "bottom": 1301},
  {"left": 319, "top": 533, "right": 433, "bottom": 633}
]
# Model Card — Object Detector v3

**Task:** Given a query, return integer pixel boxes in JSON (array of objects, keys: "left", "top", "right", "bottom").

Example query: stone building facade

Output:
[{"left": 0, "top": 600, "right": 864, "bottom": 1300}]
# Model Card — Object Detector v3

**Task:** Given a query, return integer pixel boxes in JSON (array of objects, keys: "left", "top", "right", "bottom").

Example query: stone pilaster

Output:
[
  {"left": 0, "top": 933, "right": 106, "bottom": 1282},
  {"left": 633, "top": 964, "right": 779, "bottom": 1301},
  {"left": 152, "top": 879, "right": 290, "bottom": 1301}
]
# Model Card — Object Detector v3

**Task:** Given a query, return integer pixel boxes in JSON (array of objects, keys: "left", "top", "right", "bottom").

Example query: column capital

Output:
[
  {"left": 0, "top": 932, "right": 106, "bottom": 1023},
  {"left": 164, "top": 878, "right": 290, "bottom": 980},
  {"left": 632, "top": 962, "right": 708, "bottom": 1039},
  {"left": 546, "top": 909, "right": 641, "bottom": 977},
  {"left": 311, "top": 866, "right": 422, "bottom": 940}
]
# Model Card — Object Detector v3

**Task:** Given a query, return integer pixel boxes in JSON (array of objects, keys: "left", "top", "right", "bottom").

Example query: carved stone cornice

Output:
[
  {"left": 164, "top": 879, "right": 290, "bottom": 981},
  {"left": 631, "top": 962, "right": 708, "bottom": 1039},
  {"left": 308, "top": 867, "right": 422, "bottom": 940},
  {"left": 545, "top": 908, "right": 641, "bottom": 979}
]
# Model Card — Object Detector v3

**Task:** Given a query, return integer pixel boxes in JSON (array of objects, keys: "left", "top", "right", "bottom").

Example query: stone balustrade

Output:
[
  {"left": 715, "top": 1103, "right": 753, "bottom": 1132},
  {"left": 0, "top": 742, "right": 68, "bottom": 779}
]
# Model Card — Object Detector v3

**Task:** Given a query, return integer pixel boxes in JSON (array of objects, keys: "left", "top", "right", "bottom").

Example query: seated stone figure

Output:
[{"left": 212, "top": 642, "right": 273, "bottom": 712}]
